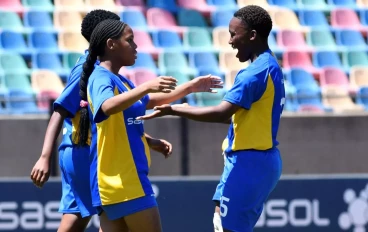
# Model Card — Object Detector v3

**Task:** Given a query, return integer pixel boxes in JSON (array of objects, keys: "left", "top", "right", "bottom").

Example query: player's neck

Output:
[
  {"left": 250, "top": 44, "right": 270, "bottom": 62},
  {"left": 99, "top": 60, "right": 121, "bottom": 75}
]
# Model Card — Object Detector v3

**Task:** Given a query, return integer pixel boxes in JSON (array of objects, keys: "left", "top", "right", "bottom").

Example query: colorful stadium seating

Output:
[{"left": 0, "top": 0, "right": 368, "bottom": 114}]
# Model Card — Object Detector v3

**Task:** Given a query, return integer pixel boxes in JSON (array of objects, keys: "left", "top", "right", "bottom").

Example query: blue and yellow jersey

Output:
[
  {"left": 87, "top": 65, "right": 152, "bottom": 206},
  {"left": 223, "top": 49, "right": 285, "bottom": 153},
  {"left": 54, "top": 50, "right": 95, "bottom": 150}
]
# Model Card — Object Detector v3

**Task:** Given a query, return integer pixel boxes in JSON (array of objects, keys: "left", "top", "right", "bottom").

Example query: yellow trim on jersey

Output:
[
  {"left": 88, "top": 87, "right": 145, "bottom": 205},
  {"left": 71, "top": 110, "right": 91, "bottom": 145},
  {"left": 231, "top": 74, "right": 275, "bottom": 150}
]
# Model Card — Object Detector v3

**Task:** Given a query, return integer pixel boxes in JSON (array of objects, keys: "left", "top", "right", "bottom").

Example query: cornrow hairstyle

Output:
[
  {"left": 81, "top": 9, "right": 120, "bottom": 42},
  {"left": 233, "top": 5, "right": 273, "bottom": 39},
  {"left": 75, "top": 19, "right": 127, "bottom": 147}
]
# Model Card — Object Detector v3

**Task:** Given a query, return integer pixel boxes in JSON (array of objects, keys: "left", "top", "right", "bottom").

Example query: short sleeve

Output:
[
  {"left": 88, "top": 75, "right": 115, "bottom": 123},
  {"left": 53, "top": 65, "right": 83, "bottom": 117},
  {"left": 223, "top": 70, "right": 260, "bottom": 110}
]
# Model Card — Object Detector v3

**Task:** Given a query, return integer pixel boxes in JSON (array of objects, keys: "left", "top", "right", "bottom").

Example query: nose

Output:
[{"left": 132, "top": 40, "right": 138, "bottom": 50}]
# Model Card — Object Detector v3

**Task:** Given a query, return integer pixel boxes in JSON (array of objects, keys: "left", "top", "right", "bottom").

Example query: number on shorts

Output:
[{"left": 220, "top": 196, "right": 230, "bottom": 217}]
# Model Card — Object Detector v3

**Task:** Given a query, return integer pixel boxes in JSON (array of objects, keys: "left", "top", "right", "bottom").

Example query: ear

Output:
[
  {"left": 250, "top": 30, "right": 257, "bottom": 41},
  {"left": 106, "top": 38, "right": 115, "bottom": 51}
]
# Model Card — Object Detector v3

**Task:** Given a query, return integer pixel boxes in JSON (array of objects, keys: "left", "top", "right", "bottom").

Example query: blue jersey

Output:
[
  {"left": 87, "top": 65, "right": 152, "bottom": 206},
  {"left": 223, "top": 49, "right": 285, "bottom": 152},
  {"left": 54, "top": 51, "right": 97, "bottom": 149}
]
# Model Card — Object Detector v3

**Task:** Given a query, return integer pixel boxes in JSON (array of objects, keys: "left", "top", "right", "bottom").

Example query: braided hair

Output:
[{"left": 75, "top": 19, "right": 127, "bottom": 147}]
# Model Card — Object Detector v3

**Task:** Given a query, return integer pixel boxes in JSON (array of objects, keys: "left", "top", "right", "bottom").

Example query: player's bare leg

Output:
[
  {"left": 124, "top": 206, "right": 162, "bottom": 232},
  {"left": 57, "top": 214, "right": 91, "bottom": 232},
  {"left": 99, "top": 212, "right": 129, "bottom": 232}
]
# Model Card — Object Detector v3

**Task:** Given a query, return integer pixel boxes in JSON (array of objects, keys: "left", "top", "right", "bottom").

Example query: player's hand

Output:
[
  {"left": 30, "top": 156, "right": 51, "bottom": 188},
  {"left": 137, "top": 104, "right": 174, "bottom": 120},
  {"left": 142, "top": 76, "right": 177, "bottom": 93},
  {"left": 190, "top": 74, "right": 223, "bottom": 93},
  {"left": 147, "top": 138, "right": 173, "bottom": 158}
]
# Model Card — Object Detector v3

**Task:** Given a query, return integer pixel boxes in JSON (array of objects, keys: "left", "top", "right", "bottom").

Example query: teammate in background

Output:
[
  {"left": 30, "top": 10, "right": 173, "bottom": 232},
  {"left": 138, "top": 5, "right": 285, "bottom": 232},
  {"left": 76, "top": 18, "right": 222, "bottom": 232}
]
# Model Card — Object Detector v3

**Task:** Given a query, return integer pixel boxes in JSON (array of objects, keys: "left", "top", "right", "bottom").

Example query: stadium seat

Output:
[
  {"left": 146, "top": 0, "right": 178, "bottom": 13},
  {"left": 54, "top": 11, "right": 83, "bottom": 31},
  {"left": 32, "top": 52, "right": 66, "bottom": 76},
  {"left": 298, "top": 105, "right": 325, "bottom": 113},
  {"left": 196, "top": 89, "right": 226, "bottom": 106},
  {"left": 357, "top": 0, "right": 368, "bottom": 7},
  {"left": 350, "top": 67, "right": 368, "bottom": 92},
  {"left": 299, "top": 10, "right": 329, "bottom": 27},
  {"left": 58, "top": 32, "right": 88, "bottom": 52},
  {"left": 4, "top": 73, "right": 32, "bottom": 90},
  {"left": 219, "top": 51, "right": 249, "bottom": 72},
  {"left": 0, "top": 0, "right": 23, "bottom": 12},
  {"left": 120, "top": 9, "right": 147, "bottom": 30},
  {"left": 269, "top": 7, "right": 304, "bottom": 30},
  {"left": 0, "top": 53, "right": 30, "bottom": 74},
  {"left": 335, "top": 29, "right": 366, "bottom": 48},
  {"left": 85, "top": 0, "right": 116, "bottom": 10},
  {"left": 211, "top": 10, "right": 235, "bottom": 27},
  {"left": 184, "top": 28, "right": 213, "bottom": 51},
  {"left": 146, "top": 8, "right": 181, "bottom": 32},
  {"left": 23, "top": 11, "right": 54, "bottom": 29},
  {"left": 212, "top": 27, "right": 230, "bottom": 51},
  {"left": 328, "top": 0, "right": 357, "bottom": 7},
  {"left": 0, "top": 11, "right": 23, "bottom": 30},
  {"left": 283, "top": 51, "right": 314, "bottom": 71},
  {"left": 129, "top": 68, "right": 156, "bottom": 87},
  {"left": 356, "top": 87, "right": 368, "bottom": 110},
  {"left": 165, "top": 70, "right": 191, "bottom": 85},
  {"left": 133, "top": 30, "right": 160, "bottom": 55},
  {"left": 152, "top": 30, "right": 182, "bottom": 50},
  {"left": 6, "top": 90, "right": 45, "bottom": 114},
  {"left": 287, "top": 68, "right": 319, "bottom": 90},
  {"left": 21, "top": 0, "right": 54, "bottom": 11},
  {"left": 295, "top": 88, "right": 324, "bottom": 110},
  {"left": 36, "top": 90, "right": 59, "bottom": 110},
  {"left": 130, "top": 53, "right": 158, "bottom": 74},
  {"left": 306, "top": 29, "right": 337, "bottom": 49},
  {"left": 359, "top": 9, "right": 368, "bottom": 26},
  {"left": 29, "top": 31, "right": 58, "bottom": 51},
  {"left": 63, "top": 52, "right": 83, "bottom": 70},
  {"left": 313, "top": 51, "right": 343, "bottom": 69},
  {"left": 343, "top": 51, "right": 368, "bottom": 68},
  {"left": 320, "top": 67, "right": 350, "bottom": 92},
  {"left": 237, "top": 0, "right": 269, "bottom": 8},
  {"left": 177, "top": 9, "right": 208, "bottom": 27},
  {"left": 189, "top": 52, "right": 221, "bottom": 75},
  {"left": 331, "top": 9, "right": 362, "bottom": 30},
  {"left": 31, "top": 70, "right": 64, "bottom": 94},
  {"left": 177, "top": 0, "right": 215, "bottom": 14},
  {"left": 269, "top": 0, "right": 298, "bottom": 10},
  {"left": 322, "top": 86, "right": 364, "bottom": 113},
  {"left": 54, "top": 0, "right": 84, "bottom": 10},
  {"left": 300, "top": 0, "right": 330, "bottom": 10},
  {"left": 0, "top": 31, "right": 28, "bottom": 53},
  {"left": 158, "top": 52, "right": 191, "bottom": 74},
  {"left": 225, "top": 69, "right": 238, "bottom": 89},
  {"left": 206, "top": 0, "right": 237, "bottom": 10},
  {"left": 277, "top": 30, "right": 311, "bottom": 51},
  {"left": 116, "top": 0, "right": 145, "bottom": 10}
]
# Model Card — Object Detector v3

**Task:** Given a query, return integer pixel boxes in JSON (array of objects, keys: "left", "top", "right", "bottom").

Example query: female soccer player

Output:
[
  {"left": 138, "top": 5, "right": 285, "bottom": 232},
  {"left": 76, "top": 18, "right": 222, "bottom": 232},
  {"left": 30, "top": 10, "right": 173, "bottom": 232}
]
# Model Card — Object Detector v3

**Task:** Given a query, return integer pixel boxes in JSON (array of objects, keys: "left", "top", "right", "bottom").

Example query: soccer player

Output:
[
  {"left": 30, "top": 10, "right": 172, "bottom": 232},
  {"left": 138, "top": 5, "right": 285, "bottom": 232},
  {"left": 76, "top": 18, "right": 223, "bottom": 231}
]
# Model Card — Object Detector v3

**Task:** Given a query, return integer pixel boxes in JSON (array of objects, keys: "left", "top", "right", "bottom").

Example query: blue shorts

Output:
[
  {"left": 59, "top": 146, "right": 96, "bottom": 218},
  {"left": 212, "top": 148, "right": 282, "bottom": 232},
  {"left": 97, "top": 195, "right": 158, "bottom": 220}
]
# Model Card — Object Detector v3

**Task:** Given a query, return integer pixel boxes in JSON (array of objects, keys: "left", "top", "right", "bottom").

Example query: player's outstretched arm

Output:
[
  {"left": 30, "top": 107, "right": 69, "bottom": 188},
  {"left": 146, "top": 74, "right": 223, "bottom": 109},
  {"left": 138, "top": 101, "right": 239, "bottom": 123}
]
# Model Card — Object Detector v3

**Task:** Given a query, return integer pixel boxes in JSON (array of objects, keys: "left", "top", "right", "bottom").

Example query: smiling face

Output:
[{"left": 228, "top": 17, "right": 257, "bottom": 63}]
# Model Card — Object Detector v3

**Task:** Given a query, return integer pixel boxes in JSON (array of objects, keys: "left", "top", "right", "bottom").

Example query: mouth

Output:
[
  {"left": 134, "top": 51, "right": 137, "bottom": 59},
  {"left": 231, "top": 44, "right": 239, "bottom": 58}
]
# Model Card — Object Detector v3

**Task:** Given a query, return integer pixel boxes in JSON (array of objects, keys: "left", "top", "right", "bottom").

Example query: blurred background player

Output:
[
  {"left": 30, "top": 10, "right": 173, "bottom": 232},
  {"left": 138, "top": 5, "right": 285, "bottom": 232},
  {"left": 76, "top": 18, "right": 223, "bottom": 232}
]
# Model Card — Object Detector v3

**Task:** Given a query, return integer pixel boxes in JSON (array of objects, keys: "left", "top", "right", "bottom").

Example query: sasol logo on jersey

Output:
[{"left": 127, "top": 117, "right": 144, "bottom": 125}]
